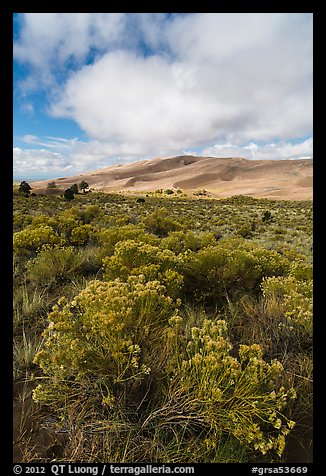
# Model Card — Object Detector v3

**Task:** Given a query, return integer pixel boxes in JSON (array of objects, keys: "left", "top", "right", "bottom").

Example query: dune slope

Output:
[{"left": 30, "top": 156, "right": 313, "bottom": 200}]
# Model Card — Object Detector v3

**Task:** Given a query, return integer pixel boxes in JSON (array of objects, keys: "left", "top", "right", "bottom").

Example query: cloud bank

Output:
[{"left": 14, "top": 13, "right": 313, "bottom": 177}]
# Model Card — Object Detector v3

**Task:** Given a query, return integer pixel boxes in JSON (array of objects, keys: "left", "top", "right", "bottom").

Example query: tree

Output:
[
  {"left": 79, "top": 180, "right": 89, "bottom": 193},
  {"left": 47, "top": 182, "right": 56, "bottom": 189},
  {"left": 262, "top": 210, "right": 272, "bottom": 222},
  {"left": 63, "top": 188, "right": 75, "bottom": 201},
  {"left": 70, "top": 183, "right": 79, "bottom": 194},
  {"left": 18, "top": 181, "right": 32, "bottom": 195}
]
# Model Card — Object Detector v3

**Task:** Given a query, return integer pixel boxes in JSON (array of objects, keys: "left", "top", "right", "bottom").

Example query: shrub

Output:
[
  {"left": 26, "top": 245, "right": 89, "bottom": 287},
  {"left": 13, "top": 225, "right": 61, "bottom": 257},
  {"left": 32, "top": 277, "right": 179, "bottom": 411},
  {"left": 194, "top": 189, "right": 208, "bottom": 196},
  {"left": 70, "top": 224, "right": 97, "bottom": 246},
  {"left": 99, "top": 225, "right": 159, "bottom": 256},
  {"left": 54, "top": 209, "right": 84, "bottom": 239},
  {"left": 142, "top": 208, "right": 183, "bottom": 237},
  {"left": 182, "top": 239, "right": 290, "bottom": 305},
  {"left": 262, "top": 210, "right": 273, "bottom": 222},
  {"left": 64, "top": 188, "right": 75, "bottom": 201},
  {"left": 103, "top": 240, "right": 184, "bottom": 298},
  {"left": 150, "top": 318, "right": 297, "bottom": 460},
  {"left": 261, "top": 275, "right": 312, "bottom": 337},
  {"left": 13, "top": 191, "right": 313, "bottom": 462},
  {"left": 237, "top": 225, "right": 252, "bottom": 238},
  {"left": 234, "top": 259, "right": 312, "bottom": 359},
  {"left": 82, "top": 204, "right": 102, "bottom": 224},
  {"left": 161, "top": 230, "right": 216, "bottom": 254}
]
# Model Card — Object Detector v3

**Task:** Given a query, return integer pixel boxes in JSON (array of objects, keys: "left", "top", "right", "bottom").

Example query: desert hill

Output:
[{"left": 30, "top": 156, "right": 313, "bottom": 200}]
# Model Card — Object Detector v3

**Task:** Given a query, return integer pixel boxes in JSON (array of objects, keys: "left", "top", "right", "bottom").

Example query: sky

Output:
[{"left": 13, "top": 13, "right": 313, "bottom": 180}]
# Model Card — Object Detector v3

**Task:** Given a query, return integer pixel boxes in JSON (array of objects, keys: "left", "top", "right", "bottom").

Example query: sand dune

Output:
[{"left": 30, "top": 156, "right": 313, "bottom": 200}]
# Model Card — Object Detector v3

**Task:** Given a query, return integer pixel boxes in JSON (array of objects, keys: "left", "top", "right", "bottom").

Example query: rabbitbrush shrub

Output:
[
  {"left": 261, "top": 274, "right": 312, "bottom": 339},
  {"left": 25, "top": 245, "right": 94, "bottom": 287},
  {"left": 13, "top": 225, "right": 61, "bottom": 257},
  {"left": 33, "top": 276, "right": 179, "bottom": 411},
  {"left": 182, "top": 238, "right": 290, "bottom": 305},
  {"left": 99, "top": 224, "right": 159, "bottom": 255},
  {"left": 150, "top": 318, "right": 297, "bottom": 460},
  {"left": 103, "top": 240, "right": 184, "bottom": 298}
]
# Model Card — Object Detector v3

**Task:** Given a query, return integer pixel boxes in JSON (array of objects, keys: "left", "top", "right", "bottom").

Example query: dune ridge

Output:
[{"left": 30, "top": 156, "right": 313, "bottom": 200}]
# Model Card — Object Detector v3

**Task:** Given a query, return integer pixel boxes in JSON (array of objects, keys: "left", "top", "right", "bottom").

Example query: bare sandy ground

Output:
[{"left": 30, "top": 156, "right": 313, "bottom": 200}]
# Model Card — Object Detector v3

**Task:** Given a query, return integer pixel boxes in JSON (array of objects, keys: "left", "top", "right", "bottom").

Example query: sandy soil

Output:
[{"left": 30, "top": 156, "right": 313, "bottom": 200}]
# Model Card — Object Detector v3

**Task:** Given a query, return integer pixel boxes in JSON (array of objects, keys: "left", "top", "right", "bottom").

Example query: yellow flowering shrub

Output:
[
  {"left": 13, "top": 212, "right": 33, "bottom": 231},
  {"left": 141, "top": 208, "right": 184, "bottom": 237},
  {"left": 25, "top": 245, "right": 98, "bottom": 287},
  {"left": 70, "top": 224, "right": 97, "bottom": 246},
  {"left": 33, "top": 276, "right": 179, "bottom": 410},
  {"left": 103, "top": 240, "right": 184, "bottom": 297},
  {"left": 99, "top": 224, "right": 159, "bottom": 255},
  {"left": 261, "top": 274, "right": 312, "bottom": 334},
  {"left": 160, "top": 318, "right": 296, "bottom": 458},
  {"left": 82, "top": 204, "right": 102, "bottom": 224},
  {"left": 183, "top": 239, "right": 290, "bottom": 305},
  {"left": 161, "top": 230, "right": 216, "bottom": 254},
  {"left": 13, "top": 225, "right": 61, "bottom": 256}
]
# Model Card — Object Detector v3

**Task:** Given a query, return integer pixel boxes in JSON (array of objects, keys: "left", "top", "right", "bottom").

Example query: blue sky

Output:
[{"left": 13, "top": 13, "right": 313, "bottom": 180}]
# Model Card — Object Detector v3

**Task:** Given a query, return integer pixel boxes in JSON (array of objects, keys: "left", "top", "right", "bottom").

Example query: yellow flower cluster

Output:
[
  {"left": 33, "top": 276, "right": 179, "bottom": 410},
  {"left": 261, "top": 275, "right": 312, "bottom": 332},
  {"left": 13, "top": 225, "right": 61, "bottom": 256},
  {"left": 166, "top": 318, "right": 296, "bottom": 457}
]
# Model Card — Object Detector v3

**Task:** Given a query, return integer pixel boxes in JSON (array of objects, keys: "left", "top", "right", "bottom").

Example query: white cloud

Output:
[
  {"left": 21, "top": 134, "right": 38, "bottom": 144},
  {"left": 13, "top": 147, "right": 73, "bottom": 178},
  {"left": 14, "top": 14, "right": 127, "bottom": 80},
  {"left": 14, "top": 13, "right": 313, "bottom": 175},
  {"left": 13, "top": 138, "right": 156, "bottom": 178},
  {"left": 13, "top": 135, "right": 313, "bottom": 180},
  {"left": 201, "top": 138, "right": 313, "bottom": 161},
  {"left": 20, "top": 102, "right": 35, "bottom": 115},
  {"left": 50, "top": 51, "right": 222, "bottom": 150},
  {"left": 49, "top": 13, "right": 312, "bottom": 149},
  {"left": 20, "top": 134, "right": 79, "bottom": 150}
]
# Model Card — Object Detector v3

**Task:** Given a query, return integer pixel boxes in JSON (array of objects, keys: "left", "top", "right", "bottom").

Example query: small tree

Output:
[
  {"left": 79, "top": 180, "right": 89, "bottom": 193},
  {"left": 70, "top": 183, "right": 79, "bottom": 194},
  {"left": 47, "top": 182, "right": 56, "bottom": 189},
  {"left": 18, "top": 181, "right": 32, "bottom": 195},
  {"left": 63, "top": 188, "right": 75, "bottom": 201},
  {"left": 262, "top": 210, "right": 272, "bottom": 222}
]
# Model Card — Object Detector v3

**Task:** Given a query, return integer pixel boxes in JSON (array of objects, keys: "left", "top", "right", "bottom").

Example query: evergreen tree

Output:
[
  {"left": 18, "top": 181, "right": 32, "bottom": 195},
  {"left": 70, "top": 183, "right": 79, "bottom": 194},
  {"left": 64, "top": 188, "right": 75, "bottom": 200},
  {"left": 79, "top": 180, "right": 89, "bottom": 193}
]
